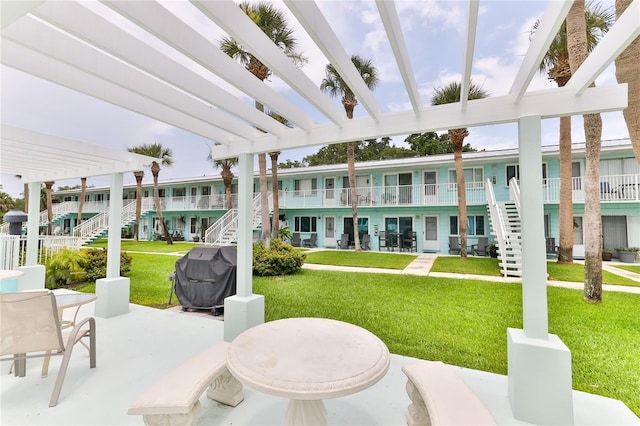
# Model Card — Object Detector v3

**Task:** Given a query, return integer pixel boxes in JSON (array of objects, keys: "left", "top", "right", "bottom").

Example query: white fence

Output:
[{"left": 0, "top": 235, "right": 83, "bottom": 269}]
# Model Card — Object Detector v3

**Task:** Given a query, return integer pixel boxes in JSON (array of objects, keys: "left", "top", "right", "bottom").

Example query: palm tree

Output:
[
  {"left": 220, "top": 1, "right": 305, "bottom": 248},
  {"left": 615, "top": 0, "right": 640, "bottom": 161},
  {"left": 14, "top": 175, "right": 28, "bottom": 213},
  {"left": 533, "top": 1, "right": 613, "bottom": 263},
  {"left": 77, "top": 177, "right": 87, "bottom": 226},
  {"left": 266, "top": 111, "right": 292, "bottom": 239},
  {"left": 44, "top": 181, "right": 54, "bottom": 235},
  {"left": 566, "top": 0, "right": 609, "bottom": 303},
  {"left": 127, "top": 146, "right": 146, "bottom": 242},
  {"left": 129, "top": 143, "right": 173, "bottom": 244},
  {"left": 431, "top": 81, "right": 488, "bottom": 259},
  {"left": 208, "top": 153, "right": 238, "bottom": 210},
  {"left": 320, "top": 55, "right": 379, "bottom": 252}
]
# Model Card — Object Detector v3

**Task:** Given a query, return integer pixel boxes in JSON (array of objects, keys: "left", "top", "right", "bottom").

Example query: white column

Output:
[
  {"left": 95, "top": 172, "right": 130, "bottom": 318},
  {"left": 106, "top": 172, "right": 124, "bottom": 278},
  {"left": 508, "top": 116, "right": 573, "bottom": 425},
  {"left": 18, "top": 181, "right": 46, "bottom": 290},
  {"left": 224, "top": 153, "right": 264, "bottom": 342}
]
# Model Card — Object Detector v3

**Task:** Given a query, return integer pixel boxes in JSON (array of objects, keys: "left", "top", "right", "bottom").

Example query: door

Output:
[
  {"left": 324, "top": 216, "right": 336, "bottom": 247},
  {"left": 423, "top": 171, "right": 437, "bottom": 204},
  {"left": 602, "top": 216, "right": 627, "bottom": 251},
  {"left": 324, "top": 178, "right": 335, "bottom": 207},
  {"left": 572, "top": 216, "right": 585, "bottom": 258},
  {"left": 423, "top": 215, "right": 439, "bottom": 251},
  {"left": 399, "top": 173, "right": 412, "bottom": 204}
]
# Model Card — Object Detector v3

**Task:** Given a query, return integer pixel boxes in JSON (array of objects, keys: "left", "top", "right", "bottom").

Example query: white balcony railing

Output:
[{"left": 542, "top": 174, "right": 639, "bottom": 203}]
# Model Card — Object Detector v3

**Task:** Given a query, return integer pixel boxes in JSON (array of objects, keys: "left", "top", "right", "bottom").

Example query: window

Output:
[
  {"left": 448, "top": 167, "right": 484, "bottom": 189},
  {"left": 174, "top": 187, "right": 186, "bottom": 197},
  {"left": 294, "top": 216, "right": 317, "bottom": 233},
  {"left": 505, "top": 164, "right": 548, "bottom": 186},
  {"left": 201, "top": 186, "right": 211, "bottom": 196},
  {"left": 294, "top": 178, "right": 317, "bottom": 195},
  {"left": 449, "top": 215, "right": 485, "bottom": 236}
]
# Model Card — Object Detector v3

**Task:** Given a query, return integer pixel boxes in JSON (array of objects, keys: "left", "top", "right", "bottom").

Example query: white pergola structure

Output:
[
  {"left": 1, "top": 1, "right": 638, "bottom": 423},
  {"left": 0, "top": 125, "right": 157, "bottom": 317}
]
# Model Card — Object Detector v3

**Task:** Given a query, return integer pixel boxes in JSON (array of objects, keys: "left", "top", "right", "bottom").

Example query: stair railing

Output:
[
  {"left": 509, "top": 178, "right": 521, "bottom": 215},
  {"left": 486, "top": 179, "right": 509, "bottom": 277},
  {"left": 204, "top": 193, "right": 267, "bottom": 245}
]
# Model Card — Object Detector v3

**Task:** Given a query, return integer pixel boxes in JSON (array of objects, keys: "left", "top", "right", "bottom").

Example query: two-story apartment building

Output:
[{"left": 48, "top": 139, "right": 639, "bottom": 257}]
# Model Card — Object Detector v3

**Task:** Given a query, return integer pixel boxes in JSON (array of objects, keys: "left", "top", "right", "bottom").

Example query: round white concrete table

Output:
[
  {"left": 0, "top": 269, "right": 24, "bottom": 293},
  {"left": 227, "top": 317, "right": 390, "bottom": 425}
]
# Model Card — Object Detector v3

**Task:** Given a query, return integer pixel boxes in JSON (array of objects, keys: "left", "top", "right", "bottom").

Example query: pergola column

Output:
[
  {"left": 224, "top": 152, "right": 264, "bottom": 342},
  {"left": 17, "top": 181, "right": 46, "bottom": 290},
  {"left": 95, "top": 172, "right": 130, "bottom": 318},
  {"left": 507, "top": 116, "right": 573, "bottom": 424}
]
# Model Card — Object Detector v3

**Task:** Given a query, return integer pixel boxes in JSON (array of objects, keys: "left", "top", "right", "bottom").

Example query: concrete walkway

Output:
[{"left": 302, "top": 253, "right": 640, "bottom": 294}]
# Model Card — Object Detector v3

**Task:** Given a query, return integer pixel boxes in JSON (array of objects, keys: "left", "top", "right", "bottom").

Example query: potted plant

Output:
[
  {"left": 616, "top": 247, "right": 639, "bottom": 263},
  {"left": 489, "top": 242, "right": 498, "bottom": 258},
  {"left": 602, "top": 248, "right": 612, "bottom": 261}
]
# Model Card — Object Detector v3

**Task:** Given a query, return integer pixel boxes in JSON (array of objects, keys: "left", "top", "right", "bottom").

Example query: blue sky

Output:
[{"left": 0, "top": 0, "right": 629, "bottom": 199}]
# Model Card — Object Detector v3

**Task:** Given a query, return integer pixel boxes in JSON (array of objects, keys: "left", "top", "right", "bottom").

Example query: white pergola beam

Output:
[
  {"left": 213, "top": 84, "right": 628, "bottom": 158},
  {"left": 376, "top": 0, "right": 421, "bottom": 115},
  {"left": 0, "top": 0, "right": 45, "bottom": 29},
  {"left": 509, "top": 0, "right": 574, "bottom": 102},
  {"left": 101, "top": 0, "right": 315, "bottom": 132},
  {"left": 31, "top": 2, "right": 284, "bottom": 138},
  {"left": 192, "top": 0, "right": 346, "bottom": 127},
  {"left": 460, "top": 0, "right": 479, "bottom": 110},
  {"left": 286, "top": 0, "right": 383, "bottom": 122},
  {"left": 1, "top": 125, "right": 156, "bottom": 182},
  {"left": 1, "top": 38, "right": 242, "bottom": 146},
  {"left": 568, "top": 0, "right": 640, "bottom": 94}
]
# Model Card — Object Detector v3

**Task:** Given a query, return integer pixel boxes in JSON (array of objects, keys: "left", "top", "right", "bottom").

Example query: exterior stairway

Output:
[
  {"left": 73, "top": 199, "right": 153, "bottom": 245},
  {"left": 204, "top": 193, "right": 270, "bottom": 246},
  {"left": 486, "top": 179, "right": 523, "bottom": 277},
  {"left": 0, "top": 201, "right": 79, "bottom": 234}
]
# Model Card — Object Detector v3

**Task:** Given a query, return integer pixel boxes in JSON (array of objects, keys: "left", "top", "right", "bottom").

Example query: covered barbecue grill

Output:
[{"left": 171, "top": 246, "right": 237, "bottom": 314}]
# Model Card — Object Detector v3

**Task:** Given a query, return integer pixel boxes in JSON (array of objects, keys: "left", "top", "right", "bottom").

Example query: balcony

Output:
[
  {"left": 2, "top": 291, "right": 636, "bottom": 425},
  {"left": 542, "top": 174, "right": 640, "bottom": 203}
]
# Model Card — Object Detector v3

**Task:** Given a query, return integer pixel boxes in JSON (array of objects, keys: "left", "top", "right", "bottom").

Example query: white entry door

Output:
[
  {"left": 324, "top": 216, "right": 336, "bottom": 247},
  {"left": 573, "top": 216, "right": 585, "bottom": 258},
  {"left": 423, "top": 215, "right": 439, "bottom": 251}
]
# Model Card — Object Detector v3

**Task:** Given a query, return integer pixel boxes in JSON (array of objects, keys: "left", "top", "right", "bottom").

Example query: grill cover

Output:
[{"left": 174, "top": 246, "right": 237, "bottom": 310}]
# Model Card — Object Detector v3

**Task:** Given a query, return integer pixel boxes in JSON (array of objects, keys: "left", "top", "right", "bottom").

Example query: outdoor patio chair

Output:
[
  {"left": 471, "top": 237, "right": 489, "bottom": 256},
  {"left": 361, "top": 233, "right": 371, "bottom": 250},
  {"left": 378, "top": 231, "right": 387, "bottom": 251},
  {"left": 338, "top": 233, "right": 350, "bottom": 249},
  {"left": 291, "top": 233, "right": 302, "bottom": 247},
  {"left": 0, "top": 290, "right": 96, "bottom": 407},
  {"left": 303, "top": 233, "right": 318, "bottom": 248},
  {"left": 449, "top": 236, "right": 461, "bottom": 255},
  {"left": 403, "top": 231, "right": 417, "bottom": 252}
]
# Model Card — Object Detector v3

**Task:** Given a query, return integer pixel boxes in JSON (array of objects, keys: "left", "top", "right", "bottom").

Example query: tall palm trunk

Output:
[
  {"left": 254, "top": 99, "right": 271, "bottom": 248},
  {"left": 270, "top": 152, "right": 280, "bottom": 239},
  {"left": 77, "top": 177, "right": 87, "bottom": 227},
  {"left": 567, "top": 0, "right": 602, "bottom": 302},
  {"left": 133, "top": 171, "right": 144, "bottom": 241},
  {"left": 615, "top": 0, "right": 640, "bottom": 162},
  {"left": 23, "top": 182, "right": 29, "bottom": 213},
  {"left": 450, "top": 129, "right": 468, "bottom": 258},
  {"left": 152, "top": 164, "right": 172, "bottom": 245},
  {"left": 223, "top": 171, "right": 234, "bottom": 210},
  {"left": 558, "top": 115, "right": 574, "bottom": 263},
  {"left": 45, "top": 181, "right": 54, "bottom": 235},
  {"left": 344, "top": 103, "right": 361, "bottom": 252}
]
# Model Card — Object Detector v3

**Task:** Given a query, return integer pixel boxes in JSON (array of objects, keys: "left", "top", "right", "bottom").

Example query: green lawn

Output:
[
  {"left": 304, "top": 250, "right": 416, "bottom": 269},
  {"left": 254, "top": 270, "right": 640, "bottom": 416},
  {"left": 610, "top": 264, "right": 640, "bottom": 275},
  {"left": 74, "top": 253, "right": 640, "bottom": 415},
  {"left": 88, "top": 239, "right": 197, "bottom": 254},
  {"left": 547, "top": 262, "right": 640, "bottom": 287}
]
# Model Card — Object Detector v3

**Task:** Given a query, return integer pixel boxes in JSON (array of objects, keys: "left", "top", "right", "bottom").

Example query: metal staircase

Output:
[
  {"left": 486, "top": 179, "right": 523, "bottom": 277},
  {"left": 204, "top": 193, "right": 270, "bottom": 245},
  {"left": 73, "top": 198, "right": 153, "bottom": 244},
  {"left": 0, "top": 201, "right": 78, "bottom": 234}
]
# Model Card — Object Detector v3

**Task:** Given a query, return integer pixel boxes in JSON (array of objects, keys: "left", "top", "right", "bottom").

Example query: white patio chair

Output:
[{"left": 0, "top": 290, "right": 96, "bottom": 407}]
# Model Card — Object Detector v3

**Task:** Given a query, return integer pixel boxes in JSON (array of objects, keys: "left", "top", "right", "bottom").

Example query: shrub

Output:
[
  {"left": 253, "top": 238, "right": 306, "bottom": 277},
  {"left": 84, "top": 248, "right": 133, "bottom": 281},
  {"left": 45, "top": 249, "right": 87, "bottom": 289}
]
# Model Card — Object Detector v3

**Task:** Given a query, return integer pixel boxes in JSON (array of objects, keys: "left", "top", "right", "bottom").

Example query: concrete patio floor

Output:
[{"left": 2, "top": 291, "right": 639, "bottom": 425}]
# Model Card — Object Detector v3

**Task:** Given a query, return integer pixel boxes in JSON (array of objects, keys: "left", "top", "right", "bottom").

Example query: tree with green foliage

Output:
[
  {"left": 533, "top": 1, "right": 613, "bottom": 264},
  {"left": 278, "top": 159, "right": 307, "bottom": 169},
  {"left": 208, "top": 154, "right": 238, "bottom": 211},
  {"left": 129, "top": 143, "right": 173, "bottom": 244},
  {"left": 0, "top": 191, "right": 16, "bottom": 222},
  {"left": 220, "top": 1, "right": 305, "bottom": 248},
  {"left": 431, "top": 81, "right": 488, "bottom": 259},
  {"left": 404, "top": 132, "right": 476, "bottom": 156},
  {"left": 321, "top": 54, "right": 379, "bottom": 252}
]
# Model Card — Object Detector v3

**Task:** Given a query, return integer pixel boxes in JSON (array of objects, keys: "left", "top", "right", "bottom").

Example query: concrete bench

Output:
[
  {"left": 128, "top": 341, "right": 243, "bottom": 426},
  {"left": 402, "top": 361, "right": 496, "bottom": 426}
]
